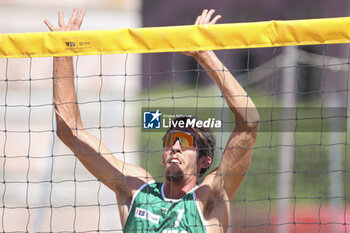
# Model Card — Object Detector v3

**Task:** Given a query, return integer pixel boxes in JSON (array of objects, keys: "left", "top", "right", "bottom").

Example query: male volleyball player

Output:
[{"left": 45, "top": 8, "right": 259, "bottom": 233}]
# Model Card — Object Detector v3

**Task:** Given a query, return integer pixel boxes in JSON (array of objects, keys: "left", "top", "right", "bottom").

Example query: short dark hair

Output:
[{"left": 164, "top": 115, "right": 216, "bottom": 177}]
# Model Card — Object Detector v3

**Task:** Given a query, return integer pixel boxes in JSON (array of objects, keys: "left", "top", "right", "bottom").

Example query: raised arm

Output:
[
  {"left": 186, "top": 10, "right": 260, "bottom": 201},
  {"left": 199, "top": 50, "right": 259, "bottom": 199},
  {"left": 45, "top": 8, "right": 152, "bottom": 204}
]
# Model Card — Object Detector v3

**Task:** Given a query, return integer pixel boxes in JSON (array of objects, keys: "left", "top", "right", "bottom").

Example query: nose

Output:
[{"left": 171, "top": 139, "right": 182, "bottom": 154}]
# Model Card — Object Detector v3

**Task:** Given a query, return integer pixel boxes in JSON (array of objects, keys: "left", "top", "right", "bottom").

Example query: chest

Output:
[{"left": 126, "top": 192, "right": 206, "bottom": 233}]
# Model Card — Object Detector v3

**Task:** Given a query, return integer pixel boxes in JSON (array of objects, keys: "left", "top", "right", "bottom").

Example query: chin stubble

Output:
[{"left": 165, "top": 166, "right": 184, "bottom": 183}]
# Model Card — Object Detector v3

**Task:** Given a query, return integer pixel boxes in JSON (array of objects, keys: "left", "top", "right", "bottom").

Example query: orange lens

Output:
[{"left": 163, "top": 131, "right": 195, "bottom": 149}]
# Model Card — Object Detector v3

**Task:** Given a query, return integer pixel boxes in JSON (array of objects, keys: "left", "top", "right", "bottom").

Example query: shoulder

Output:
[
  {"left": 141, "top": 181, "right": 162, "bottom": 193},
  {"left": 132, "top": 181, "right": 163, "bottom": 201}
]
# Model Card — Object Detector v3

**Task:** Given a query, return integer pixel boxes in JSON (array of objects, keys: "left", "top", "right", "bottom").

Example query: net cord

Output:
[{"left": 1, "top": 17, "right": 350, "bottom": 58}]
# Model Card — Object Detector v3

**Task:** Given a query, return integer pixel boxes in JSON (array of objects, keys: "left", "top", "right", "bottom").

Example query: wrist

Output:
[
  {"left": 54, "top": 56, "right": 73, "bottom": 61},
  {"left": 194, "top": 51, "right": 218, "bottom": 69},
  {"left": 194, "top": 50, "right": 215, "bottom": 61}
]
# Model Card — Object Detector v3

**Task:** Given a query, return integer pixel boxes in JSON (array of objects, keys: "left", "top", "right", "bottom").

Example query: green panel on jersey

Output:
[{"left": 124, "top": 182, "right": 206, "bottom": 233}]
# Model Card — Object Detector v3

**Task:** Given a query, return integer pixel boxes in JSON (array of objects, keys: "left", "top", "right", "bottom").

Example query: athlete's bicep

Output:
[
  {"left": 219, "top": 129, "right": 257, "bottom": 199},
  {"left": 199, "top": 129, "right": 257, "bottom": 203}
]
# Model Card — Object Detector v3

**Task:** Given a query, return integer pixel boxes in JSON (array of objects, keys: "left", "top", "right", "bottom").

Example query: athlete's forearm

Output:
[
  {"left": 196, "top": 51, "right": 259, "bottom": 130},
  {"left": 53, "top": 57, "right": 84, "bottom": 140},
  {"left": 53, "top": 56, "right": 83, "bottom": 132}
]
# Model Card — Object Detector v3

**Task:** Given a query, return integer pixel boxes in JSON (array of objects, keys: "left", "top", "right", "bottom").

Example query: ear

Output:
[{"left": 197, "top": 155, "right": 212, "bottom": 169}]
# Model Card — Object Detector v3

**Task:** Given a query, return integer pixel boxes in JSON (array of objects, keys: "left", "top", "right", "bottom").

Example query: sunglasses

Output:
[{"left": 162, "top": 131, "right": 196, "bottom": 149}]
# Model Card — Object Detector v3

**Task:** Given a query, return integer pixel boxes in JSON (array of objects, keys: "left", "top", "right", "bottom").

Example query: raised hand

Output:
[
  {"left": 44, "top": 8, "right": 86, "bottom": 32},
  {"left": 194, "top": 9, "right": 222, "bottom": 26},
  {"left": 181, "top": 9, "right": 222, "bottom": 58}
]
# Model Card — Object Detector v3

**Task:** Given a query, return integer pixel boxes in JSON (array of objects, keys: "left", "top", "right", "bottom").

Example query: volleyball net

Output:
[{"left": 0, "top": 17, "right": 350, "bottom": 232}]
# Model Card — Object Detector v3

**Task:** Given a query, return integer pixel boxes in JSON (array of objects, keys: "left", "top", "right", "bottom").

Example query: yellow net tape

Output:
[{"left": 1, "top": 17, "right": 350, "bottom": 58}]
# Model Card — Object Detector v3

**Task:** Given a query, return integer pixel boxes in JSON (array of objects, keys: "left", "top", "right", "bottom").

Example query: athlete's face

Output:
[{"left": 161, "top": 129, "right": 199, "bottom": 183}]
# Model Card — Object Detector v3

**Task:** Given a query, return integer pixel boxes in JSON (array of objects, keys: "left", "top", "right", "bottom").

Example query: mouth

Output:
[{"left": 169, "top": 158, "right": 181, "bottom": 165}]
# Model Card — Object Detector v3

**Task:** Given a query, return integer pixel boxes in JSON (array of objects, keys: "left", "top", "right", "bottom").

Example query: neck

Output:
[{"left": 163, "top": 178, "right": 197, "bottom": 199}]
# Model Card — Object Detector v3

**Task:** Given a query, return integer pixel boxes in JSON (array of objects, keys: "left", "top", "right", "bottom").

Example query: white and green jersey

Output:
[{"left": 124, "top": 181, "right": 207, "bottom": 233}]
